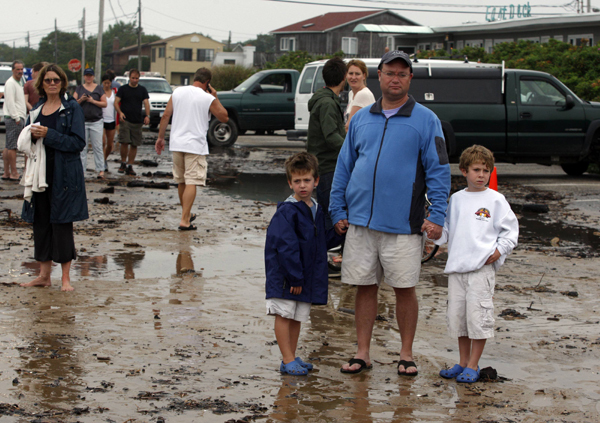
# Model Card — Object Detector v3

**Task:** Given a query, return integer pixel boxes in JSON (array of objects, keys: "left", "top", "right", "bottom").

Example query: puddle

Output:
[
  {"left": 518, "top": 212, "right": 600, "bottom": 253},
  {"left": 21, "top": 243, "right": 264, "bottom": 281},
  {"left": 209, "top": 173, "right": 290, "bottom": 203}
]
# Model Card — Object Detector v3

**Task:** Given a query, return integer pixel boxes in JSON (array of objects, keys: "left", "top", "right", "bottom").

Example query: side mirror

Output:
[
  {"left": 251, "top": 85, "right": 262, "bottom": 95},
  {"left": 564, "top": 94, "right": 575, "bottom": 110}
]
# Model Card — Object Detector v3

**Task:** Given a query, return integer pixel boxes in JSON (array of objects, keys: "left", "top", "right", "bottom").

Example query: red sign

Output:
[{"left": 68, "top": 59, "right": 82, "bottom": 72}]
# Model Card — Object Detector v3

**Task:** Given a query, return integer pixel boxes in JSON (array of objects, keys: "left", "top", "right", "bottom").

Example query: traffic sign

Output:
[{"left": 68, "top": 59, "right": 82, "bottom": 72}]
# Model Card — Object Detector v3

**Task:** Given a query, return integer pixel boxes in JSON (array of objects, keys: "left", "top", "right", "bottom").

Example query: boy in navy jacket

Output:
[{"left": 265, "top": 152, "right": 344, "bottom": 375}]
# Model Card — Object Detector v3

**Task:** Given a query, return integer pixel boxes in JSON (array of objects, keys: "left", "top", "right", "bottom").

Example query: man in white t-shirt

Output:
[
  {"left": 2, "top": 60, "right": 27, "bottom": 181},
  {"left": 155, "top": 68, "right": 228, "bottom": 230}
]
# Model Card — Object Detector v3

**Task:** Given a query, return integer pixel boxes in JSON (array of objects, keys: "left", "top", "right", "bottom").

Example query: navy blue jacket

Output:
[
  {"left": 22, "top": 95, "right": 89, "bottom": 224},
  {"left": 265, "top": 200, "right": 344, "bottom": 305}
]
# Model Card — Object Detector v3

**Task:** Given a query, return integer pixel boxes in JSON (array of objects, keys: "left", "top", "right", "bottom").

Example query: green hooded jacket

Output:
[{"left": 307, "top": 87, "right": 346, "bottom": 175}]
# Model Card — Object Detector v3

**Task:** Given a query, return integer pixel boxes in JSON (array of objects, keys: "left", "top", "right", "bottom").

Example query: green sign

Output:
[{"left": 486, "top": 2, "right": 532, "bottom": 22}]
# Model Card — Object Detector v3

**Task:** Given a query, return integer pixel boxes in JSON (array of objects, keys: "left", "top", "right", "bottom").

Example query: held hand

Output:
[
  {"left": 30, "top": 125, "right": 48, "bottom": 139},
  {"left": 334, "top": 219, "right": 349, "bottom": 235},
  {"left": 290, "top": 286, "right": 302, "bottom": 295},
  {"left": 422, "top": 219, "right": 443, "bottom": 240},
  {"left": 119, "top": 112, "right": 126, "bottom": 121},
  {"left": 485, "top": 249, "right": 501, "bottom": 265},
  {"left": 155, "top": 138, "right": 165, "bottom": 155},
  {"left": 144, "top": 116, "right": 150, "bottom": 125}
]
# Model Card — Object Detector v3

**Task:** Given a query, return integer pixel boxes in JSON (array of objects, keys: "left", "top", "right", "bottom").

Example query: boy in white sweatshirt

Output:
[{"left": 434, "top": 145, "right": 518, "bottom": 383}]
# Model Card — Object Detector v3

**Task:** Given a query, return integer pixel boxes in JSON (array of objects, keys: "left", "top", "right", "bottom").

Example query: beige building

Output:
[{"left": 149, "top": 33, "right": 225, "bottom": 85}]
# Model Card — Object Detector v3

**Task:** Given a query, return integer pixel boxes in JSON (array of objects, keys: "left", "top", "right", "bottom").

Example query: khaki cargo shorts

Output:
[
  {"left": 118, "top": 120, "right": 144, "bottom": 146},
  {"left": 172, "top": 152, "right": 207, "bottom": 186},
  {"left": 342, "top": 224, "right": 422, "bottom": 288}
]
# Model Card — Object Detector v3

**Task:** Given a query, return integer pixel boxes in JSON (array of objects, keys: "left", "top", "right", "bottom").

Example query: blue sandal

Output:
[
  {"left": 440, "top": 364, "right": 464, "bottom": 379},
  {"left": 456, "top": 366, "right": 480, "bottom": 383},
  {"left": 280, "top": 360, "right": 309, "bottom": 376},
  {"left": 295, "top": 357, "right": 313, "bottom": 370}
]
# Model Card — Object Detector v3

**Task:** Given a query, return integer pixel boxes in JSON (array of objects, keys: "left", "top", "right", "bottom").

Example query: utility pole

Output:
[
  {"left": 80, "top": 9, "right": 85, "bottom": 82},
  {"left": 12, "top": 41, "right": 15, "bottom": 61},
  {"left": 54, "top": 19, "right": 58, "bottom": 63},
  {"left": 137, "top": 0, "right": 142, "bottom": 70},
  {"left": 95, "top": 0, "right": 105, "bottom": 83}
]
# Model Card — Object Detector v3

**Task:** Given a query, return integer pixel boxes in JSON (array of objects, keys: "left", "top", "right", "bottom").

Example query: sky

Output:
[{"left": 0, "top": 0, "right": 588, "bottom": 48}]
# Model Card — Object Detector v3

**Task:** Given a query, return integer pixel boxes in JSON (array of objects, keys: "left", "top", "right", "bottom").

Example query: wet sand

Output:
[{"left": 0, "top": 139, "right": 599, "bottom": 422}]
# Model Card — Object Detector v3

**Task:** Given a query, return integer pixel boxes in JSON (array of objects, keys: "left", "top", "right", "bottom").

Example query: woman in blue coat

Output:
[{"left": 20, "top": 64, "right": 88, "bottom": 291}]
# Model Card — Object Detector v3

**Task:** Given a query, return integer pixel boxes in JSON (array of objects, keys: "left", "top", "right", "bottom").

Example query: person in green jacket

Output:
[{"left": 307, "top": 57, "right": 347, "bottom": 230}]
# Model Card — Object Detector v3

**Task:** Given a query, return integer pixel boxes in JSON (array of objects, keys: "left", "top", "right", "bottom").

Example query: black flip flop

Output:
[
  {"left": 1, "top": 177, "right": 10, "bottom": 180},
  {"left": 178, "top": 224, "right": 197, "bottom": 231},
  {"left": 397, "top": 360, "right": 418, "bottom": 376},
  {"left": 190, "top": 213, "right": 197, "bottom": 223},
  {"left": 340, "top": 358, "right": 372, "bottom": 374}
]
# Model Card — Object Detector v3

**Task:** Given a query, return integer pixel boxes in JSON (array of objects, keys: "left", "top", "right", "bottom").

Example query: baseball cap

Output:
[
  {"left": 378, "top": 50, "right": 413, "bottom": 72},
  {"left": 84, "top": 68, "right": 94, "bottom": 75}
]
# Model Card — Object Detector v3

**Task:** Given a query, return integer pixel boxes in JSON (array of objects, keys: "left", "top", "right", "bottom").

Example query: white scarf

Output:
[{"left": 17, "top": 125, "right": 47, "bottom": 202}]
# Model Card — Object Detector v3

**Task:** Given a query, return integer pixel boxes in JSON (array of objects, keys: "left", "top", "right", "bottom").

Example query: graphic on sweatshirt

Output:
[{"left": 475, "top": 207, "right": 491, "bottom": 220}]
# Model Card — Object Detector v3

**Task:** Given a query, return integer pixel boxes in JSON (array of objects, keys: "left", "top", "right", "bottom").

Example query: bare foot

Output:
[
  {"left": 61, "top": 278, "right": 74, "bottom": 292},
  {"left": 20, "top": 276, "right": 51, "bottom": 287}
]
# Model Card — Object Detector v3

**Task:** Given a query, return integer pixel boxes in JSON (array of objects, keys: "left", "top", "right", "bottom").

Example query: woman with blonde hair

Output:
[{"left": 345, "top": 59, "right": 375, "bottom": 131}]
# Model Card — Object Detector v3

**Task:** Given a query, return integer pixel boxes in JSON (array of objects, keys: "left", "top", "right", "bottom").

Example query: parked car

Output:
[
  {"left": 290, "top": 58, "right": 600, "bottom": 175},
  {"left": 208, "top": 69, "right": 299, "bottom": 147},
  {"left": 114, "top": 74, "right": 172, "bottom": 130}
]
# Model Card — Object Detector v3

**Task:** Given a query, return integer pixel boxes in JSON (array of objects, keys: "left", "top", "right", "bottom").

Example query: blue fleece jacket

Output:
[
  {"left": 330, "top": 95, "right": 450, "bottom": 234},
  {"left": 265, "top": 197, "right": 343, "bottom": 305}
]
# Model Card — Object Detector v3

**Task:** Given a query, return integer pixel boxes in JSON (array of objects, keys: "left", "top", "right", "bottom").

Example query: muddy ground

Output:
[{"left": 0, "top": 133, "right": 599, "bottom": 423}]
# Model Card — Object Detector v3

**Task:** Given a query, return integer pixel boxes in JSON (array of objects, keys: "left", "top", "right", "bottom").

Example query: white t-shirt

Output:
[
  {"left": 102, "top": 90, "right": 116, "bottom": 123},
  {"left": 434, "top": 188, "right": 519, "bottom": 274},
  {"left": 345, "top": 87, "right": 375, "bottom": 121},
  {"left": 169, "top": 85, "right": 215, "bottom": 155}
]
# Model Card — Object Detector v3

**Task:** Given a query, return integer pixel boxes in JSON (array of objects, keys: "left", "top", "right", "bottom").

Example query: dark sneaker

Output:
[
  {"left": 125, "top": 165, "right": 136, "bottom": 176},
  {"left": 118, "top": 162, "right": 126, "bottom": 173}
]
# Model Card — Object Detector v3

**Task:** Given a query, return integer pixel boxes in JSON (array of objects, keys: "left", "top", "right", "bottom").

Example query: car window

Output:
[
  {"left": 299, "top": 67, "right": 317, "bottom": 94},
  {"left": 138, "top": 79, "right": 172, "bottom": 94},
  {"left": 313, "top": 66, "right": 325, "bottom": 93},
  {"left": 520, "top": 79, "right": 565, "bottom": 106},
  {"left": 0, "top": 69, "right": 12, "bottom": 84},
  {"left": 257, "top": 73, "right": 292, "bottom": 93},
  {"left": 233, "top": 73, "right": 262, "bottom": 92}
]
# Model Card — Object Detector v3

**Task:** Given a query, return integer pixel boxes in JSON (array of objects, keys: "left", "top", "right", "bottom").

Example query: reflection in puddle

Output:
[
  {"left": 210, "top": 173, "right": 290, "bottom": 203},
  {"left": 23, "top": 244, "right": 263, "bottom": 281}
]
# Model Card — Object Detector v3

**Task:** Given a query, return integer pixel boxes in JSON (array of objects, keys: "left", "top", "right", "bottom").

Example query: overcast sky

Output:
[{"left": 0, "top": 0, "right": 585, "bottom": 48}]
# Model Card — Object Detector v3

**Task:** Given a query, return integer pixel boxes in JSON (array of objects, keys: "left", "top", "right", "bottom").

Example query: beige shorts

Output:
[
  {"left": 266, "top": 298, "right": 311, "bottom": 322},
  {"left": 447, "top": 265, "right": 496, "bottom": 339},
  {"left": 172, "top": 152, "right": 207, "bottom": 186},
  {"left": 118, "top": 120, "right": 143, "bottom": 146},
  {"left": 342, "top": 225, "right": 422, "bottom": 288}
]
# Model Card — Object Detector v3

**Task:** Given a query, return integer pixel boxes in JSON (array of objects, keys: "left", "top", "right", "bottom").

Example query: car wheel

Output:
[
  {"left": 208, "top": 119, "right": 238, "bottom": 147},
  {"left": 560, "top": 161, "right": 589, "bottom": 176}
]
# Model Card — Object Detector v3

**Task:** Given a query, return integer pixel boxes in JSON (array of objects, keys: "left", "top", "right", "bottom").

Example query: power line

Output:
[
  {"left": 143, "top": 6, "right": 258, "bottom": 37},
  {"left": 266, "top": 0, "right": 565, "bottom": 15}
]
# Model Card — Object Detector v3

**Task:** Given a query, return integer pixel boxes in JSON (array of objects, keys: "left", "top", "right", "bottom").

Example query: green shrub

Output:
[{"left": 210, "top": 65, "right": 257, "bottom": 91}]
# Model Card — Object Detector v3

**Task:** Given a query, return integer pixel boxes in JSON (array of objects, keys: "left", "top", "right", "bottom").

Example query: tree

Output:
[{"left": 242, "top": 34, "right": 275, "bottom": 53}]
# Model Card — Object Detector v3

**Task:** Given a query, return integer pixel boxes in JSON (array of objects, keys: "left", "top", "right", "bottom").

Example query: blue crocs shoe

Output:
[
  {"left": 440, "top": 364, "right": 464, "bottom": 379},
  {"left": 280, "top": 360, "right": 308, "bottom": 376},
  {"left": 295, "top": 357, "right": 314, "bottom": 370},
  {"left": 456, "top": 366, "right": 480, "bottom": 383}
]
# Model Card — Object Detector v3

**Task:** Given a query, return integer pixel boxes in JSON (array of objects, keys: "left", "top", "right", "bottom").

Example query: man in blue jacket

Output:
[{"left": 331, "top": 50, "right": 451, "bottom": 376}]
